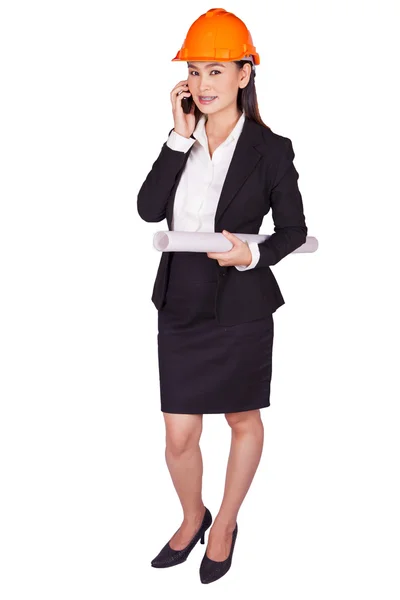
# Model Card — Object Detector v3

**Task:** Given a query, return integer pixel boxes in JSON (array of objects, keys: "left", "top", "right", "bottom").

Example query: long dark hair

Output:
[{"left": 191, "top": 60, "right": 270, "bottom": 130}]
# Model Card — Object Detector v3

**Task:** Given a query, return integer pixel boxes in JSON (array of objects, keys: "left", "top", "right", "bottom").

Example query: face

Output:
[{"left": 186, "top": 61, "right": 251, "bottom": 115}]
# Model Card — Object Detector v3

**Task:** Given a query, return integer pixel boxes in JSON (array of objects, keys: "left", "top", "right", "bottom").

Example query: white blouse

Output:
[{"left": 166, "top": 111, "right": 260, "bottom": 271}]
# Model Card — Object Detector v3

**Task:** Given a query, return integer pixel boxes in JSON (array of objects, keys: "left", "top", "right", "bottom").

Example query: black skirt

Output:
[{"left": 157, "top": 251, "right": 274, "bottom": 414}]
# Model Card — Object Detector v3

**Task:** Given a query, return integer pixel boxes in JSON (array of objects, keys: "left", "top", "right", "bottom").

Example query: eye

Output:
[{"left": 189, "top": 70, "right": 221, "bottom": 76}]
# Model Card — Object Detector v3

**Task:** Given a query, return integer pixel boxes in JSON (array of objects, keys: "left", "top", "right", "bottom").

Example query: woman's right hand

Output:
[{"left": 170, "top": 80, "right": 196, "bottom": 139}]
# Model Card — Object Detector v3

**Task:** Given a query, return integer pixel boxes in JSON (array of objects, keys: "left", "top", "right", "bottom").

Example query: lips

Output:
[{"left": 199, "top": 96, "right": 217, "bottom": 104}]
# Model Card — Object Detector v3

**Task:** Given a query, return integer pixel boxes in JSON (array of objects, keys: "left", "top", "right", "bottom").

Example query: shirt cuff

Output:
[
  {"left": 235, "top": 241, "right": 261, "bottom": 270},
  {"left": 166, "top": 130, "right": 196, "bottom": 153}
]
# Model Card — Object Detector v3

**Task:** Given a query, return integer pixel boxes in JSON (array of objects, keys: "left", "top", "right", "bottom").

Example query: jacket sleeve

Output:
[
  {"left": 136, "top": 128, "right": 190, "bottom": 222},
  {"left": 253, "top": 137, "right": 308, "bottom": 269}
]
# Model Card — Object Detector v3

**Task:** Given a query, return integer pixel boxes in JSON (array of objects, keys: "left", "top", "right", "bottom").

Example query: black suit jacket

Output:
[{"left": 137, "top": 116, "right": 308, "bottom": 326}]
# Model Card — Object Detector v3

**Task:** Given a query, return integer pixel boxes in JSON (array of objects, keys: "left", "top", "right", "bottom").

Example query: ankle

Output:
[
  {"left": 183, "top": 503, "right": 206, "bottom": 524},
  {"left": 212, "top": 514, "right": 237, "bottom": 533}
]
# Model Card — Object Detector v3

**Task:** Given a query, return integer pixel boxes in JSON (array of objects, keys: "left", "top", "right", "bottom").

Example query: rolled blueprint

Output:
[{"left": 153, "top": 231, "right": 318, "bottom": 253}]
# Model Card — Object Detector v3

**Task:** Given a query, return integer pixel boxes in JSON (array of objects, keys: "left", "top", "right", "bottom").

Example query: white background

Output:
[{"left": 1, "top": 0, "right": 399, "bottom": 598}]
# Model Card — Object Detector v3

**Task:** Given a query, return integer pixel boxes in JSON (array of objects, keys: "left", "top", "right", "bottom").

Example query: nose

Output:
[{"left": 198, "top": 75, "right": 212, "bottom": 93}]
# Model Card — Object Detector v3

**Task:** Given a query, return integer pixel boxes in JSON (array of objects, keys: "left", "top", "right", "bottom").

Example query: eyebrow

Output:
[{"left": 187, "top": 62, "right": 227, "bottom": 69}]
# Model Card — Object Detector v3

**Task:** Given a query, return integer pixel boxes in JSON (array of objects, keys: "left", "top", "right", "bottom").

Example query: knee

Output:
[
  {"left": 164, "top": 414, "right": 203, "bottom": 457},
  {"left": 166, "top": 432, "right": 198, "bottom": 457},
  {"left": 225, "top": 409, "right": 263, "bottom": 433}
]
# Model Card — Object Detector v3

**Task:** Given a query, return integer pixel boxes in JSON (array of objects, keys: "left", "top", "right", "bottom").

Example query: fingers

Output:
[
  {"left": 170, "top": 81, "right": 189, "bottom": 100},
  {"left": 171, "top": 80, "right": 189, "bottom": 93},
  {"left": 173, "top": 90, "right": 192, "bottom": 113},
  {"left": 170, "top": 81, "right": 191, "bottom": 111}
]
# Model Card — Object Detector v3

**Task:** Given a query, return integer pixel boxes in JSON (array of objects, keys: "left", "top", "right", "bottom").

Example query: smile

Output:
[{"left": 199, "top": 96, "right": 217, "bottom": 104}]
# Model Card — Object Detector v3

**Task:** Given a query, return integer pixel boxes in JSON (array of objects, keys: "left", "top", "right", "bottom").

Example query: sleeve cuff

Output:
[
  {"left": 166, "top": 130, "right": 196, "bottom": 153},
  {"left": 235, "top": 241, "right": 261, "bottom": 271}
]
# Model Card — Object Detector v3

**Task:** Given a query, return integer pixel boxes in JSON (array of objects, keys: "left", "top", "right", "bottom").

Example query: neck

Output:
[{"left": 205, "top": 105, "right": 243, "bottom": 138}]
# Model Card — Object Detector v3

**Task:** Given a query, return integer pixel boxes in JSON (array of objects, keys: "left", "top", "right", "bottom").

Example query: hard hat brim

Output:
[{"left": 172, "top": 52, "right": 260, "bottom": 65}]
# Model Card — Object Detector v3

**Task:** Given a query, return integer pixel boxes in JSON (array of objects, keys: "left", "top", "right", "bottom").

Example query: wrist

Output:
[
  {"left": 246, "top": 242, "right": 252, "bottom": 266},
  {"left": 173, "top": 129, "right": 191, "bottom": 139}
]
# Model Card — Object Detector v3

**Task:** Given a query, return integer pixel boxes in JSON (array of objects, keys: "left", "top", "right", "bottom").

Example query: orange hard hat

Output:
[{"left": 172, "top": 8, "right": 260, "bottom": 65}]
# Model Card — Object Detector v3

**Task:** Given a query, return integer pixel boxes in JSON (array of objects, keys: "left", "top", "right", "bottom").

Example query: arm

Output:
[
  {"left": 136, "top": 129, "right": 195, "bottom": 223},
  {"left": 253, "top": 138, "right": 308, "bottom": 269}
]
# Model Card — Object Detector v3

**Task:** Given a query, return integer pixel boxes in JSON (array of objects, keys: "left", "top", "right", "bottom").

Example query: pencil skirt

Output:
[{"left": 157, "top": 251, "right": 274, "bottom": 414}]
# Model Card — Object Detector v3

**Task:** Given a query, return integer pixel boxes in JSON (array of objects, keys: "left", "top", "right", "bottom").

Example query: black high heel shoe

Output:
[
  {"left": 199, "top": 522, "right": 238, "bottom": 584},
  {"left": 151, "top": 507, "right": 212, "bottom": 568}
]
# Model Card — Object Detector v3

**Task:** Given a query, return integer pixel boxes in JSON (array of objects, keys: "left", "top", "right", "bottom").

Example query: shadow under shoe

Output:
[
  {"left": 199, "top": 522, "right": 238, "bottom": 584},
  {"left": 151, "top": 507, "right": 213, "bottom": 568}
]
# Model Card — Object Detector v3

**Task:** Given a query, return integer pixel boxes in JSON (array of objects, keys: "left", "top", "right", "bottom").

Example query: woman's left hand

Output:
[{"left": 207, "top": 230, "right": 252, "bottom": 267}]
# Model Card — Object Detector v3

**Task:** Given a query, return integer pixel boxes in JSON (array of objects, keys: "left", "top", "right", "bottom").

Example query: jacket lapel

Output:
[
  {"left": 214, "top": 117, "right": 264, "bottom": 229},
  {"left": 166, "top": 117, "right": 265, "bottom": 230}
]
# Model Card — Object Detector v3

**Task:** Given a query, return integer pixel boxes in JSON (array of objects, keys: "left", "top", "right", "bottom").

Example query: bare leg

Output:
[
  {"left": 163, "top": 412, "right": 207, "bottom": 550},
  {"left": 205, "top": 409, "right": 264, "bottom": 560}
]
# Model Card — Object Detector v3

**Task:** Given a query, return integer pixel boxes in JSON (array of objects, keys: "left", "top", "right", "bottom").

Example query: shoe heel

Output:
[{"left": 200, "top": 531, "right": 205, "bottom": 544}]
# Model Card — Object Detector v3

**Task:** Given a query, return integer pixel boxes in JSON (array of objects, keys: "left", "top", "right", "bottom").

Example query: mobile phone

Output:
[{"left": 181, "top": 94, "right": 193, "bottom": 114}]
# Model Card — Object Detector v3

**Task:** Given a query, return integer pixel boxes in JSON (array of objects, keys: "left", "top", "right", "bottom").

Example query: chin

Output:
[{"left": 198, "top": 101, "right": 224, "bottom": 114}]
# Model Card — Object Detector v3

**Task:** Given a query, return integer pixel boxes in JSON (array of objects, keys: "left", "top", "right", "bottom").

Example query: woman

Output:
[{"left": 137, "top": 8, "right": 307, "bottom": 584}]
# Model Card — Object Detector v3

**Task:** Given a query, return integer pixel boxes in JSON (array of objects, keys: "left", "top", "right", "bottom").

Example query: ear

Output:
[{"left": 239, "top": 63, "right": 252, "bottom": 88}]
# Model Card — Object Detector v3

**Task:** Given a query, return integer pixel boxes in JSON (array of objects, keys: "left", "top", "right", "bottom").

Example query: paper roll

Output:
[{"left": 153, "top": 231, "right": 318, "bottom": 253}]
